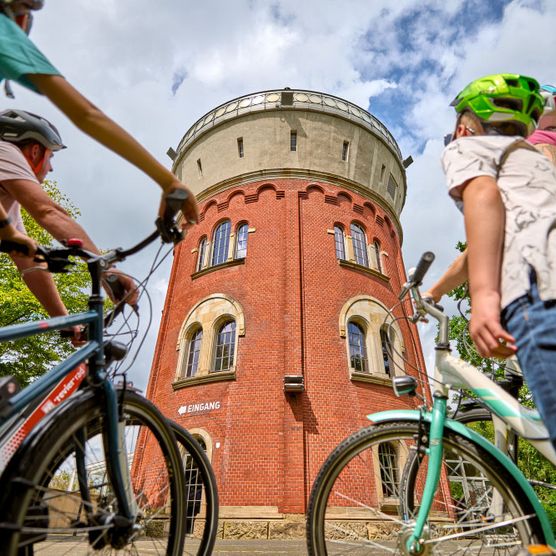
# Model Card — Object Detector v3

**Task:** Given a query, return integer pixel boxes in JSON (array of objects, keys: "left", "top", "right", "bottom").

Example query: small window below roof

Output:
[
  {"left": 237, "top": 137, "right": 244, "bottom": 158},
  {"left": 196, "top": 158, "right": 203, "bottom": 176},
  {"left": 342, "top": 141, "right": 350, "bottom": 161},
  {"left": 290, "top": 130, "right": 297, "bottom": 152}
]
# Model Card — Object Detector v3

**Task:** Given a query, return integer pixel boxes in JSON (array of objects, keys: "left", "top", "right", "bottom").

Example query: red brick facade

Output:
[{"left": 141, "top": 177, "right": 426, "bottom": 516}]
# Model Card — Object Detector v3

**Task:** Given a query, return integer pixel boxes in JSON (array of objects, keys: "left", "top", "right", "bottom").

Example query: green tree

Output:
[
  {"left": 0, "top": 180, "right": 89, "bottom": 386},
  {"left": 446, "top": 241, "right": 556, "bottom": 526}
]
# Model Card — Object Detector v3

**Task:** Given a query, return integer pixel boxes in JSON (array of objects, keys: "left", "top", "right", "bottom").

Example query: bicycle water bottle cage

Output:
[{"left": 0, "top": 375, "right": 20, "bottom": 415}]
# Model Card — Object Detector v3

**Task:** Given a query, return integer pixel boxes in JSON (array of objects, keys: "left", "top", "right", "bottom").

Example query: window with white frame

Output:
[
  {"left": 348, "top": 321, "right": 368, "bottom": 373},
  {"left": 373, "top": 240, "right": 382, "bottom": 274},
  {"left": 235, "top": 223, "right": 248, "bottom": 259},
  {"left": 334, "top": 225, "right": 346, "bottom": 260},
  {"left": 350, "top": 223, "right": 369, "bottom": 267},
  {"left": 197, "top": 237, "right": 207, "bottom": 272},
  {"left": 378, "top": 442, "right": 399, "bottom": 497},
  {"left": 211, "top": 220, "right": 231, "bottom": 266},
  {"left": 185, "top": 327, "right": 203, "bottom": 378},
  {"left": 213, "top": 320, "right": 236, "bottom": 372},
  {"left": 380, "top": 326, "right": 394, "bottom": 377}
]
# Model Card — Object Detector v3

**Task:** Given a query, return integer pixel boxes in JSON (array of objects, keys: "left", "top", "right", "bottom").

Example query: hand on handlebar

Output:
[
  {"left": 103, "top": 269, "right": 139, "bottom": 306},
  {"left": 158, "top": 182, "right": 199, "bottom": 228},
  {"left": 0, "top": 226, "right": 37, "bottom": 257}
]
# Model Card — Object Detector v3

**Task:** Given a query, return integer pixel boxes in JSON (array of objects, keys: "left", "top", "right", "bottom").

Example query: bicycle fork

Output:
[{"left": 406, "top": 393, "right": 448, "bottom": 554}]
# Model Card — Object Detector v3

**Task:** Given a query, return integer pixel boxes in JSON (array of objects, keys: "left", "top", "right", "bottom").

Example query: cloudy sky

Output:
[{"left": 7, "top": 0, "right": 554, "bottom": 387}]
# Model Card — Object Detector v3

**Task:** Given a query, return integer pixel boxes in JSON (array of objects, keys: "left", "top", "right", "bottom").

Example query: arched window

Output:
[
  {"left": 185, "top": 328, "right": 203, "bottom": 378},
  {"left": 235, "top": 223, "right": 248, "bottom": 259},
  {"left": 212, "top": 220, "right": 231, "bottom": 266},
  {"left": 334, "top": 225, "right": 345, "bottom": 260},
  {"left": 348, "top": 321, "right": 368, "bottom": 373},
  {"left": 350, "top": 223, "right": 368, "bottom": 267},
  {"left": 379, "top": 443, "right": 398, "bottom": 497},
  {"left": 380, "top": 326, "right": 394, "bottom": 377},
  {"left": 373, "top": 240, "right": 382, "bottom": 273},
  {"left": 183, "top": 434, "right": 207, "bottom": 534},
  {"left": 197, "top": 237, "right": 207, "bottom": 272},
  {"left": 213, "top": 320, "right": 236, "bottom": 372}
]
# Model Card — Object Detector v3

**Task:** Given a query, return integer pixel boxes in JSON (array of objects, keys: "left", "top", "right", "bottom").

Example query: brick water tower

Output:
[{"left": 144, "top": 88, "right": 426, "bottom": 536}]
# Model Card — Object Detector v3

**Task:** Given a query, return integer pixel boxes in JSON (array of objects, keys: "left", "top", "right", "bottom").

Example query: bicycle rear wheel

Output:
[
  {"left": 307, "top": 421, "right": 547, "bottom": 555},
  {"left": 0, "top": 389, "right": 186, "bottom": 555},
  {"left": 169, "top": 421, "right": 219, "bottom": 556}
]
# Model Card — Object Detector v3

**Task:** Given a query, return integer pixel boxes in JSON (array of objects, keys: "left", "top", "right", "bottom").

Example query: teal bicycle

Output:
[{"left": 307, "top": 252, "right": 556, "bottom": 555}]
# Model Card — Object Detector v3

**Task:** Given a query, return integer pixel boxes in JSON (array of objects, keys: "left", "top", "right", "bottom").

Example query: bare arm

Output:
[
  {"left": 27, "top": 74, "right": 199, "bottom": 225},
  {"left": 11, "top": 254, "right": 67, "bottom": 317},
  {"left": 3, "top": 178, "right": 138, "bottom": 304},
  {"left": 462, "top": 175, "right": 516, "bottom": 358},
  {"left": 3, "top": 178, "right": 99, "bottom": 254},
  {"left": 424, "top": 249, "right": 468, "bottom": 302}
]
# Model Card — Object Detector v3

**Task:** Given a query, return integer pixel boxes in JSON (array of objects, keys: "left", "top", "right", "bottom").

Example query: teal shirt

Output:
[{"left": 0, "top": 14, "right": 60, "bottom": 94}]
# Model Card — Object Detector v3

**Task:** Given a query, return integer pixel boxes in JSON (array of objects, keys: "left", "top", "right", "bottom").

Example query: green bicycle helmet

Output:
[{"left": 450, "top": 74, "right": 544, "bottom": 136}]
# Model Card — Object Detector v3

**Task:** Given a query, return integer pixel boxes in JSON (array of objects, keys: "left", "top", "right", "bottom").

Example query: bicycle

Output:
[
  {"left": 0, "top": 189, "right": 217, "bottom": 555},
  {"left": 306, "top": 252, "right": 556, "bottom": 555}
]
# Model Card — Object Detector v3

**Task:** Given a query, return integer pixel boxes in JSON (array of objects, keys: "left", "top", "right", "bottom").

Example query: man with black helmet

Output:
[
  {"left": 0, "top": 0, "right": 199, "bottom": 234},
  {"left": 0, "top": 108, "right": 137, "bottom": 338}
]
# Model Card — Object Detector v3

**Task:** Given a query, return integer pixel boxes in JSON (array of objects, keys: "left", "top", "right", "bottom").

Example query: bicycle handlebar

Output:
[{"left": 410, "top": 251, "right": 435, "bottom": 285}]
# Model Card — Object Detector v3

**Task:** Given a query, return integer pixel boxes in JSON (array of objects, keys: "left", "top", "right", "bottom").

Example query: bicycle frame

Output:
[
  {"left": 367, "top": 286, "right": 556, "bottom": 552},
  {"left": 0, "top": 267, "right": 137, "bottom": 521}
]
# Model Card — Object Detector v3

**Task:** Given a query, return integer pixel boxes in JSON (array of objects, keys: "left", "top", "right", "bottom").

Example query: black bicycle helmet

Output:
[{"left": 0, "top": 109, "right": 66, "bottom": 151}]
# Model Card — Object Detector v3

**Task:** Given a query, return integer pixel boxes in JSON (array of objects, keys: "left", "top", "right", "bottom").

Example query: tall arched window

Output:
[
  {"left": 379, "top": 443, "right": 398, "bottom": 497},
  {"left": 373, "top": 240, "right": 382, "bottom": 273},
  {"left": 350, "top": 223, "right": 368, "bottom": 267},
  {"left": 212, "top": 220, "right": 231, "bottom": 266},
  {"left": 235, "top": 223, "right": 248, "bottom": 259},
  {"left": 185, "top": 328, "right": 203, "bottom": 378},
  {"left": 197, "top": 237, "right": 207, "bottom": 272},
  {"left": 183, "top": 434, "right": 207, "bottom": 534},
  {"left": 213, "top": 320, "right": 236, "bottom": 372},
  {"left": 380, "top": 326, "right": 394, "bottom": 377},
  {"left": 334, "top": 225, "right": 345, "bottom": 260},
  {"left": 348, "top": 321, "right": 367, "bottom": 373}
]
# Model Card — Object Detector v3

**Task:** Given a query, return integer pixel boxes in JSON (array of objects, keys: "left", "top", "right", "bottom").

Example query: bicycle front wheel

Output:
[
  {"left": 169, "top": 421, "right": 219, "bottom": 556},
  {"left": 307, "top": 421, "right": 547, "bottom": 555},
  {"left": 0, "top": 389, "right": 186, "bottom": 555}
]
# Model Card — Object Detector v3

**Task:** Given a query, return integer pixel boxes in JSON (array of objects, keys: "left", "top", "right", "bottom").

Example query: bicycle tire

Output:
[
  {"left": 0, "top": 389, "right": 186, "bottom": 555},
  {"left": 307, "top": 421, "right": 547, "bottom": 555},
  {"left": 169, "top": 421, "right": 219, "bottom": 556}
]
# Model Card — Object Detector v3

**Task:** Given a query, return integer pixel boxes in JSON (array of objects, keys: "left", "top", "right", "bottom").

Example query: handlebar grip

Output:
[
  {"left": 163, "top": 188, "right": 188, "bottom": 221},
  {"left": 411, "top": 251, "right": 435, "bottom": 285},
  {"left": 0, "top": 240, "right": 30, "bottom": 256},
  {"left": 104, "top": 273, "right": 126, "bottom": 303}
]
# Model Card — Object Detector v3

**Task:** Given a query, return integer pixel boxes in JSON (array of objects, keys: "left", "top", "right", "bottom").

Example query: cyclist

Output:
[
  {"left": 0, "top": 109, "right": 136, "bottom": 341},
  {"left": 0, "top": 0, "right": 198, "bottom": 231},
  {"left": 528, "top": 84, "right": 556, "bottom": 164},
  {"left": 424, "top": 74, "right": 556, "bottom": 450}
]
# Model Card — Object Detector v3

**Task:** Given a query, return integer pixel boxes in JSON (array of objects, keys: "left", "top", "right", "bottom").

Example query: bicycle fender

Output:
[{"left": 367, "top": 409, "right": 556, "bottom": 546}]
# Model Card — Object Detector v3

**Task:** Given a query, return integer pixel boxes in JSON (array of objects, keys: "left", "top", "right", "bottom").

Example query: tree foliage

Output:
[
  {"left": 0, "top": 180, "right": 89, "bottom": 386},
  {"left": 446, "top": 241, "right": 556, "bottom": 526}
]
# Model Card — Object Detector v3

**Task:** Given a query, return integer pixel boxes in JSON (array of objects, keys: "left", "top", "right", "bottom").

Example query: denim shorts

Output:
[{"left": 501, "top": 276, "right": 556, "bottom": 451}]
